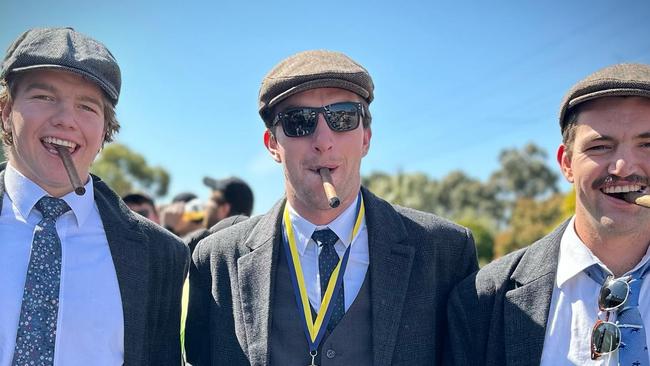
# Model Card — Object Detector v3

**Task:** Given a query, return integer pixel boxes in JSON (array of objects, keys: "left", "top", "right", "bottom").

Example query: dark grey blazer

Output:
[
  {"left": 0, "top": 164, "right": 190, "bottom": 365},
  {"left": 185, "top": 187, "right": 478, "bottom": 366},
  {"left": 445, "top": 221, "right": 569, "bottom": 366}
]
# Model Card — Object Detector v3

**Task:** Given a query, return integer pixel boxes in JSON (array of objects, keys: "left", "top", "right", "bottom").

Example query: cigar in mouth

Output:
[
  {"left": 319, "top": 167, "right": 340, "bottom": 208},
  {"left": 623, "top": 191, "right": 650, "bottom": 208},
  {"left": 54, "top": 145, "right": 86, "bottom": 196}
]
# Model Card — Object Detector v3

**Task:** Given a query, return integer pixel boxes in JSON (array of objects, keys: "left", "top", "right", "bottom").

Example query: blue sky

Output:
[{"left": 3, "top": 0, "right": 650, "bottom": 214}]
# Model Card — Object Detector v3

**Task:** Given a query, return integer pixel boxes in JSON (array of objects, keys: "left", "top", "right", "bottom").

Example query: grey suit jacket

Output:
[
  {"left": 445, "top": 221, "right": 569, "bottom": 366},
  {"left": 0, "top": 164, "right": 190, "bottom": 365},
  {"left": 185, "top": 187, "right": 478, "bottom": 366}
]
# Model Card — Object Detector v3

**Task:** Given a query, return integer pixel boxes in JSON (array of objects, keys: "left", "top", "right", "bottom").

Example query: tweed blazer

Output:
[
  {"left": 185, "top": 187, "right": 478, "bottom": 366},
  {"left": 445, "top": 221, "right": 569, "bottom": 366},
  {"left": 0, "top": 164, "right": 190, "bottom": 365}
]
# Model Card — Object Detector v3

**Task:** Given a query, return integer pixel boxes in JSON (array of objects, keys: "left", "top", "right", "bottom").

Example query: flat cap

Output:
[
  {"left": 258, "top": 50, "right": 374, "bottom": 127},
  {"left": 559, "top": 63, "right": 650, "bottom": 132},
  {"left": 1, "top": 27, "right": 121, "bottom": 104}
]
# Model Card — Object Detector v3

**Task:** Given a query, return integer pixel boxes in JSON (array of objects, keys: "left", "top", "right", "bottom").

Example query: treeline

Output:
[{"left": 362, "top": 142, "right": 574, "bottom": 265}]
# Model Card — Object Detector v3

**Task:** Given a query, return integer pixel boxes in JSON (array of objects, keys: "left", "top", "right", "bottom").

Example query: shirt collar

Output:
[
  {"left": 557, "top": 215, "right": 650, "bottom": 287},
  {"left": 287, "top": 193, "right": 362, "bottom": 255},
  {"left": 4, "top": 163, "right": 95, "bottom": 227}
]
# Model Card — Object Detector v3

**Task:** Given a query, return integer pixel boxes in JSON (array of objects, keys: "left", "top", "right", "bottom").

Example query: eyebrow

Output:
[{"left": 23, "top": 82, "right": 104, "bottom": 109}]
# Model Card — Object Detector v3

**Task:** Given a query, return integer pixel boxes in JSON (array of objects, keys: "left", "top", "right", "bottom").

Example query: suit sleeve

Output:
[{"left": 185, "top": 243, "right": 212, "bottom": 365}]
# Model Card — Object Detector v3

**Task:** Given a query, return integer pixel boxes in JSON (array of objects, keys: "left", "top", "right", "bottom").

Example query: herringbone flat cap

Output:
[
  {"left": 258, "top": 50, "right": 374, "bottom": 127},
  {"left": 559, "top": 63, "right": 650, "bottom": 132},
  {"left": 1, "top": 27, "right": 121, "bottom": 104}
]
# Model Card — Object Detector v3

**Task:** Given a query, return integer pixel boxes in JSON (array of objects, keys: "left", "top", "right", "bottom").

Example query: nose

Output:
[
  {"left": 311, "top": 113, "right": 333, "bottom": 153},
  {"left": 608, "top": 147, "right": 640, "bottom": 178},
  {"left": 51, "top": 101, "right": 77, "bottom": 129}
]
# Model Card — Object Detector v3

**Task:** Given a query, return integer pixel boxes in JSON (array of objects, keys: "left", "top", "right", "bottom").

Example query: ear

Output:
[
  {"left": 361, "top": 127, "right": 372, "bottom": 157},
  {"left": 557, "top": 144, "right": 574, "bottom": 183},
  {"left": 219, "top": 202, "right": 231, "bottom": 218},
  {"left": 1, "top": 99, "right": 13, "bottom": 131},
  {"left": 264, "top": 129, "right": 282, "bottom": 163}
]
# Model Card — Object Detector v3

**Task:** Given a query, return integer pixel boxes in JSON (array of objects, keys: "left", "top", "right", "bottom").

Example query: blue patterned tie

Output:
[
  {"left": 13, "top": 196, "right": 70, "bottom": 366},
  {"left": 312, "top": 229, "right": 345, "bottom": 333},
  {"left": 585, "top": 262, "right": 650, "bottom": 366}
]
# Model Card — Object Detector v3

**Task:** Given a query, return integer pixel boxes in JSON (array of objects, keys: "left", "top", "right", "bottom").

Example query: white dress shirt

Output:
[
  {"left": 285, "top": 194, "right": 369, "bottom": 312},
  {"left": 0, "top": 164, "right": 124, "bottom": 366},
  {"left": 540, "top": 216, "right": 650, "bottom": 366}
]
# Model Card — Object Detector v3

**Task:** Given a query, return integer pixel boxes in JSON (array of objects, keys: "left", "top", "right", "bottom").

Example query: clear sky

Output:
[{"left": 3, "top": 0, "right": 649, "bottom": 214}]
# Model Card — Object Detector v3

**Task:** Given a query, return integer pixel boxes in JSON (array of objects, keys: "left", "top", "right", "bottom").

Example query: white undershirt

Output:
[
  {"left": 285, "top": 194, "right": 369, "bottom": 311},
  {"left": 540, "top": 216, "right": 650, "bottom": 365},
  {"left": 0, "top": 164, "right": 124, "bottom": 366}
]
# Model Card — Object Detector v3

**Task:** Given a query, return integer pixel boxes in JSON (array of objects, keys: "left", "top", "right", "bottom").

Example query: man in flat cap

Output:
[
  {"left": 446, "top": 63, "right": 650, "bottom": 366},
  {"left": 185, "top": 50, "right": 478, "bottom": 365},
  {"left": 0, "top": 27, "right": 188, "bottom": 365}
]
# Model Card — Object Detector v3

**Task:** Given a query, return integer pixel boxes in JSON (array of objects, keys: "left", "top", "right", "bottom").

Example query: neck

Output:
[{"left": 576, "top": 220, "right": 650, "bottom": 277}]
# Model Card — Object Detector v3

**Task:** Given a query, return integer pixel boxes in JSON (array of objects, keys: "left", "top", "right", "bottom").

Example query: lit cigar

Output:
[
  {"left": 54, "top": 145, "right": 86, "bottom": 196},
  {"left": 319, "top": 167, "right": 340, "bottom": 208},
  {"left": 624, "top": 191, "right": 650, "bottom": 208}
]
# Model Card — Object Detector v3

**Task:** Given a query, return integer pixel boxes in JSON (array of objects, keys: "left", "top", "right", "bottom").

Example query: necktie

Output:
[
  {"left": 312, "top": 228, "right": 345, "bottom": 332},
  {"left": 585, "top": 261, "right": 650, "bottom": 366},
  {"left": 13, "top": 197, "right": 71, "bottom": 366}
]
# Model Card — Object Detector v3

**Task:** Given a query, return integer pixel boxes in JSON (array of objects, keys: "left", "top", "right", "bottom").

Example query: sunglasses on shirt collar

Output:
[
  {"left": 590, "top": 275, "right": 632, "bottom": 360},
  {"left": 271, "top": 101, "right": 365, "bottom": 137}
]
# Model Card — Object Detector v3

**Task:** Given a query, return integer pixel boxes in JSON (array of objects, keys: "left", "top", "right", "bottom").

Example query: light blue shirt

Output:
[
  {"left": 540, "top": 216, "right": 650, "bottom": 366},
  {"left": 0, "top": 164, "right": 124, "bottom": 366},
  {"left": 286, "top": 194, "right": 369, "bottom": 312}
]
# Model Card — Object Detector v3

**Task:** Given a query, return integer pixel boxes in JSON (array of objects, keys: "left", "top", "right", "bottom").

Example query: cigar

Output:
[
  {"left": 54, "top": 145, "right": 86, "bottom": 196},
  {"left": 623, "top": 191, "right": 650, "bottom": 208},
  {"left": 319, "top": 167, "right": 340, "bottom": 208}
]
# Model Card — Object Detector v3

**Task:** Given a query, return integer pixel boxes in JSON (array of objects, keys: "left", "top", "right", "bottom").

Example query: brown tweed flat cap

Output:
[
  {"left": 559, "top": 63, "right": 650, "bottom": 132},
  {"left": 258, "top": 50, "right": 374, "bottom": 127}
]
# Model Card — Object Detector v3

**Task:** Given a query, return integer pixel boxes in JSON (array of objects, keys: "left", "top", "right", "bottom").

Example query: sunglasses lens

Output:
[
  {"left": 282, "top": 109, "right": 318, "bottom": 137},
  {"left": 599, "top": 278, "right": 629, "bottom": 311},
  {"left": 325, "top": 103, "right": 361, "bottom": 131},
  {"left": 591, "top": 321, "right": 621, "bottom": 358}
]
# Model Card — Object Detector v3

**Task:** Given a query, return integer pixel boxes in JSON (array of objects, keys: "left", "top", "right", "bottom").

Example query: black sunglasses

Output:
[
  {"left": 272, "top": 101, "right": 365, "bottom": 137},
  {"left": 590, "top": 275, "right": 631, "bottom": 360}
]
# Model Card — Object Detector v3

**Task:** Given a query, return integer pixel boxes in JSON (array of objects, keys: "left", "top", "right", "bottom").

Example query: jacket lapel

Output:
[
  {"left": 362, "top": 188, "right": 413, "bottom": 366},
  {"left": 237, "top": 199, "right": 284, "bottom": 366},
  {"left": 93, "top": 177, "right": 150, "bottom": 365},
  {"left": 503, "top": 221, "right": 568, "bottom": 366}
]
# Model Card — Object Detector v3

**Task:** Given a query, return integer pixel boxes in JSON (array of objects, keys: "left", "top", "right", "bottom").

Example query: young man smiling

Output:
[
  {"left": 185, "top": 50, "right": 478, "bottom": 365},
  {"left": 0, "top": 27, "right": 189, "bottom": 365},
  {"left": 446, "top": 64, "right": 650, "bottom": 366}
]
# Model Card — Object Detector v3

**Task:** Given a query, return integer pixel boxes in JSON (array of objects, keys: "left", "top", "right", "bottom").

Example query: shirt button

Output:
[{"left": 326, "top": 349, "right": 336, "bottom": 359}]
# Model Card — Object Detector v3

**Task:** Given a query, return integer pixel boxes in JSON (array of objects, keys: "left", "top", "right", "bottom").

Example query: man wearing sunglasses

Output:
[
  {"left": 185, "top": 50, "right": 478, "bottom": 365},
  {"left": 446, "top": 63, "right": 650, "bottom": 365}
]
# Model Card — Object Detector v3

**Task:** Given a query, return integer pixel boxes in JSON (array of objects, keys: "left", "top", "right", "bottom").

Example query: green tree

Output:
[
  {"left": 0, "top": 147, "right": 5, "bottom": 162},
  {"left": 91, "top": 143, "right": 170, "bottom": 197},
  {"left": 493, "top": 193, "right": 569, "bottom": 257},
  {"left": 457, "top": 217, "right": 495, "bottom": 266},
  {"left": 489, "top": 142, "right": 559, "bottom": 200}
]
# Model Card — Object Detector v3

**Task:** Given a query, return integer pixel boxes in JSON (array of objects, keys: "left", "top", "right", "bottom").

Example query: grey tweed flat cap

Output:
[
  {"left": 258, "top": 50, "right": 374, "bottom": 127},
  {"left": 1, "top": 27, "right": 121, "bottom": 105},
  {"left": 559, "top": 63, "right": 650, "bottom": 132}
]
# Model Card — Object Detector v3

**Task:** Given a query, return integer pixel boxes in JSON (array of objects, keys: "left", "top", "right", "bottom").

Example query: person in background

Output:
[
  {"left": 184, "top": 176, "right": 254, "bottom": 254},
  {"left": 122, "top": 192, "right": 160, "bottom": 224}
]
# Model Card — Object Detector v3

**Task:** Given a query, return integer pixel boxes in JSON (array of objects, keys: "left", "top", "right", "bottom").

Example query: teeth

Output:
[
  {"left": 42, "top": 136, "right": 77, "bottom": 149},
  {"left": 602, "top": 185, "right": 643, "bottom": 194}
]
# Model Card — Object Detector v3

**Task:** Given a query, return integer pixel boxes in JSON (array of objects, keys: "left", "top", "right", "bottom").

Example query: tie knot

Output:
[
  {"left": 312, "top": 228, "right": 339, "bottom": 248},
  {"left": 35, "top": 196, "right": 71, "bottom": 220}
]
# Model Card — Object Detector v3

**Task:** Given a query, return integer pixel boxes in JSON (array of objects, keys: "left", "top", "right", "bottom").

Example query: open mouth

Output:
[
  {"left": 601, "top": 184, "right": 646, "bottom": 201},
  {"left": 310, "top": 166, "right": 338, "bottom": 175},
  {"left": 41, "top": 136, "right": 78, "bottom": 154}
]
